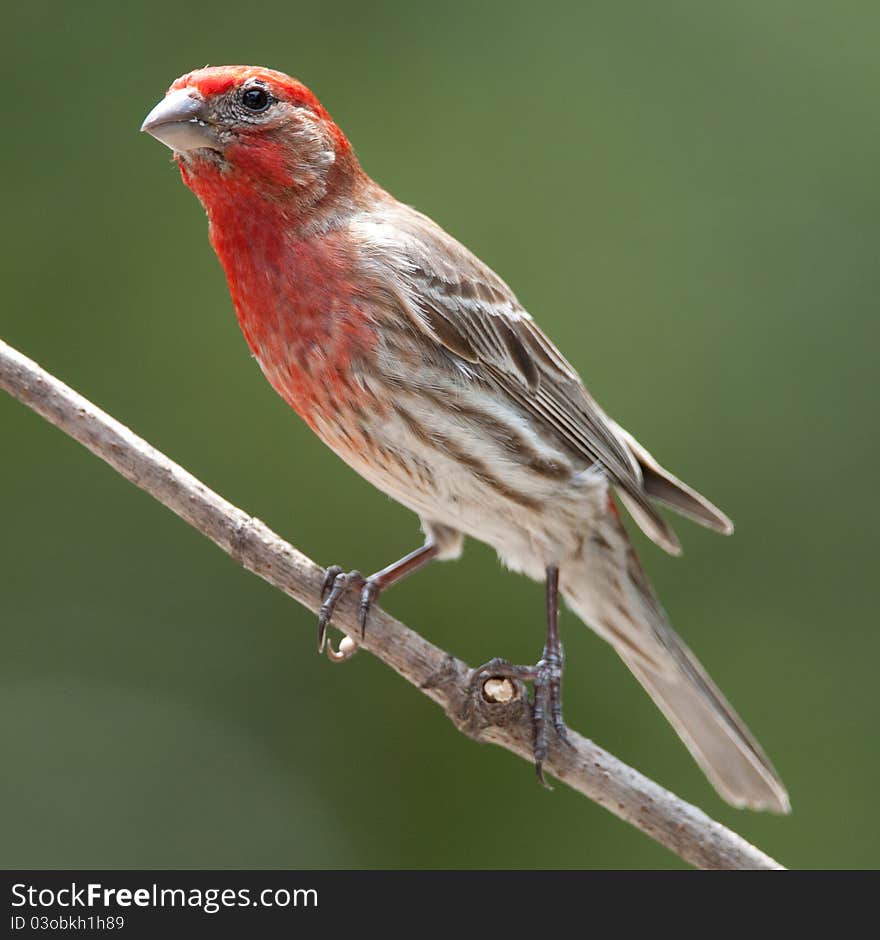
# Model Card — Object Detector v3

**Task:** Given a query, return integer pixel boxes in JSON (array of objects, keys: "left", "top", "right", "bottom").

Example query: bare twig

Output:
[{"left": 0, "top": 337, "right": 785, "bottom": 870}]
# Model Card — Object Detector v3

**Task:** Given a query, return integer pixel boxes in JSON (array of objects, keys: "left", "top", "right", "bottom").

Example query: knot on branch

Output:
[{"left": 451, "top": 664, "right": 532, "bottom": 743}]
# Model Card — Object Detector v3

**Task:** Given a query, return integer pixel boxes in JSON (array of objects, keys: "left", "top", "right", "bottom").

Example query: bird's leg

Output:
[
  {"left": 471, "top": 565, "right": 569, "bottom": 786},
  {"left": 538, "top": 565, "right": 568, "bottom": 765},
  {"left": 318, "top": 541, "right": 440, "bottom": 660}
]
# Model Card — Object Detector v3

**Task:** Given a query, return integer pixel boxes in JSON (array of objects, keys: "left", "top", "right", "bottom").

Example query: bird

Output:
[{"left": 141, "top": 65, "right": 789, "bottom": 812}]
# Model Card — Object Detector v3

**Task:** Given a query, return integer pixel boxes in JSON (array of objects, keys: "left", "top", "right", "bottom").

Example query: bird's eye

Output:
[{"left": 241, "top": 86, "right": 271, "bottom": 112}]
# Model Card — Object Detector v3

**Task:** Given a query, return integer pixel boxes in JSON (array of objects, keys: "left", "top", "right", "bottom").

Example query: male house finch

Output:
[{"left": 142, "top": 66, "right": 789, "bottom": 812}]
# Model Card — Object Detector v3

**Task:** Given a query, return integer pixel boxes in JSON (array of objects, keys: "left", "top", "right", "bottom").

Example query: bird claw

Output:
[
  {"left": 358, "top": 577, "right": 382, "bottom": 634},
  {"left": 317, "top": 566, "right": 383, "bottom": 658},
  {"left": 321, "top": 565, "right": 345, "bottom": 601}
]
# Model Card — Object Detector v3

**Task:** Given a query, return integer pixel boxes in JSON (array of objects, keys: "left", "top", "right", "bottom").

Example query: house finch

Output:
[{"left": 141, "top": 65, "right": 789, "bottom": 812}]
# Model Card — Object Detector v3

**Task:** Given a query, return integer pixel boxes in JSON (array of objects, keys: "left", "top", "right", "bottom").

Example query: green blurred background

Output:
[{"left": 2, "top": 0, "right": 877, "bottom": 870}]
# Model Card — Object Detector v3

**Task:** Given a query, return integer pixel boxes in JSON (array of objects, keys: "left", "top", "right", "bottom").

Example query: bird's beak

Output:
[{"left": 140, "top": 88, "right": 219, "bottom": 153}]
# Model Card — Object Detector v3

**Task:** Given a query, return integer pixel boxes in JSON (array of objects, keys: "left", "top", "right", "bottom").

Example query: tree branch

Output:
[{"left": 0, "top": 337, "right": 784, "bottom": 870}]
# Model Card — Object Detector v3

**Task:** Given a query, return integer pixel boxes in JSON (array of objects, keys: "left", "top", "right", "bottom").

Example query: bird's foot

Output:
[
  {"left": 471, "top": 653, "right": 570, "bottom": 787},
  {"left": 317, "top": 566, "right": 383, "bottom": 662}
]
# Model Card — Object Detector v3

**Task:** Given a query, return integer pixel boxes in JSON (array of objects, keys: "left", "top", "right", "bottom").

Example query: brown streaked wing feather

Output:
[
  {"left": 610, "top": 420, "right": 734, "bottom": 535},
  {"left": 392, "top": 215, "right": 644, "bottom": 488},
  {"left": 376, "top": 205, "right": 683, "bottom": 552}
]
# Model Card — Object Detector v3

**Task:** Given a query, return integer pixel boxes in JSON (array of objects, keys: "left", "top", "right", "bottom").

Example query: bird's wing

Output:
[{"left": 356, "top": 203, "right": 687, "bottom": 554}]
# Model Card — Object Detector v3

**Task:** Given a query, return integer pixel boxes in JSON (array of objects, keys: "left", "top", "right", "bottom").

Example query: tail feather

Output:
[
  {"left": 562, "top": 509, "right": 789, "bottom": 813},
  {"left": 618, "top": 649, "right": 789, "bottom": 812}
]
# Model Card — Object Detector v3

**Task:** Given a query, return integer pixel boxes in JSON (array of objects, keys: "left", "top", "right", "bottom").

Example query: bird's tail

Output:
[{"left": 560, "top": 505, "right": 790, "bottom": 813}]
